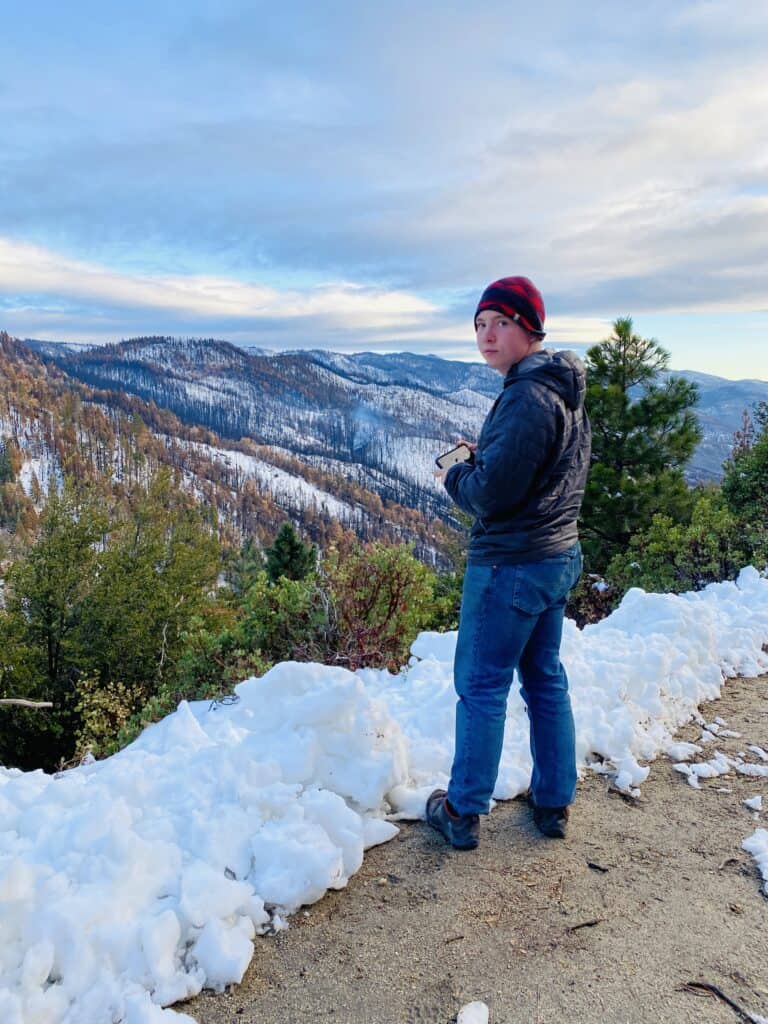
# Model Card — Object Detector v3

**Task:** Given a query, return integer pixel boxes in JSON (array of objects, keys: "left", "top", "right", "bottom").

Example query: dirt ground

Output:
[{"left": 185, "top": 674, "right": 768, "bottom": 1024}]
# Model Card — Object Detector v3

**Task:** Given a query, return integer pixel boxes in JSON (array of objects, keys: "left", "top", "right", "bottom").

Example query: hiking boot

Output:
[
  {"left": 426, "top": 789, "right": 479, "bottom": 850},
  {"left": 531, "top": 803, "right": 569, "bottom": 839}
]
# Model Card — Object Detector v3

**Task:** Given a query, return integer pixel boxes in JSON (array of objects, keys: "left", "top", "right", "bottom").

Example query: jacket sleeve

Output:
[{"left": 443, "top": 387, "right": 557, "bottom": 519}]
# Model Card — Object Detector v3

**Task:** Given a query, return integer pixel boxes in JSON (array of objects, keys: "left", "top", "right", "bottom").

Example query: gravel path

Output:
[{"left": 185, "top": 674, "right": 768, "bottom": 1024}]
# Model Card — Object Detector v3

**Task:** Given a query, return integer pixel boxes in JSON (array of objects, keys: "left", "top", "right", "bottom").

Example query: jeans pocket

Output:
[{"left": 511, "top": 552, "right": 577, "bottom": 615}]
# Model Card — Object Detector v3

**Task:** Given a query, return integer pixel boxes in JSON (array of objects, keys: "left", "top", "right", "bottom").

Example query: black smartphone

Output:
[{"left": 435, "top": 443, "right": 473, "bottom": 470}]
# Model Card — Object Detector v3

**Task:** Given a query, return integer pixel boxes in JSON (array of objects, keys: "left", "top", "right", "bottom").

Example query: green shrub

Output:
[
  {"left": 607, "top": 491, "right": 749, "bottom": 598},
  {"left": 239, "top": 571, "right": 330, "bottom": 665},
  {"left": 322, "top": 541, "right": 435, "bottom": 671},
  {"left": 722, "top": 411, "right": 768, "bottom": 567},
  {"left": 74, "top": 675, "right": 148, "bottom": 759}
]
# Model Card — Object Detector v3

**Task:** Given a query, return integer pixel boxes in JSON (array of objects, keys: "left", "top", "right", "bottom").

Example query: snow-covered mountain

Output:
[
  {"left": 35, "top": 338, "right": 499, "bottom": 522},
  {"left": 1, "top": 334, "right": 454, "bottom": 561},
  {"left": 672, "top": 370, "right": 768, "bottom": 479},
  {"left": 31, "top": 338, "right": 768, "bottom": 505}
]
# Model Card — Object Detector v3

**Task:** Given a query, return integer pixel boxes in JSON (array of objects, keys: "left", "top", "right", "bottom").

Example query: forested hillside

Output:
[
  {"left": 39, "top": 335, "right": 493, "bottom": 519},
  {"left": 0, "top": 332, "right": 455, "bottom": 561}
]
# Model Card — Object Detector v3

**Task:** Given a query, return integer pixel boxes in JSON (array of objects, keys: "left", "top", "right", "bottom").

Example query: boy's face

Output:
[{"left": 475, "top": 310, "right": 536, "bottom": 375}]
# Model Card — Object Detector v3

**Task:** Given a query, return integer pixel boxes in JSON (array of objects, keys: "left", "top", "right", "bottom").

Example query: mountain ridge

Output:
[
  {"left": 1, "top": 332, "right": 455, "bottom": 561},
  {"left": 28, "top": 335, "right": 768, "bottom": 490}
]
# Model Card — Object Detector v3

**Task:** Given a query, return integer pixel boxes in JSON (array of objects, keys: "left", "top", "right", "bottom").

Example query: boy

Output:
[{"left": 428, "top": 276, "right": 591, "bottom": 849}]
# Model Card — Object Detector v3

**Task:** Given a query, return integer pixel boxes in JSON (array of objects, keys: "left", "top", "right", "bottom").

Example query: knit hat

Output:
[{"left": 474, "top": 276, "right": 546, "bottom": 337}]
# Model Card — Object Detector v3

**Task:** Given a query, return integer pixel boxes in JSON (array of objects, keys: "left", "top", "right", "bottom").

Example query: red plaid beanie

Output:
[{"left": 474, "top": 276, "right": 546, "bottom": 337}]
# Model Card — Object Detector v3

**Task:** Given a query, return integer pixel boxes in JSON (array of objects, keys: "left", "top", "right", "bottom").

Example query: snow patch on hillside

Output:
[
  {"left": 183, "top": 440, "right": 363, "bottom": 523},
  {"left": 0, "top": 410, "right": 63, "bottom": 498}
]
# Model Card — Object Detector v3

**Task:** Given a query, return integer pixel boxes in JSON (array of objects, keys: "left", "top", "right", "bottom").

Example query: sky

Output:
[{"left": 1, "top": 1, "right": 767, "bottom": 379}]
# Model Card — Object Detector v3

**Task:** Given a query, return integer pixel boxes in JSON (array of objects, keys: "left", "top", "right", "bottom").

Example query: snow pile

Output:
[
  {"left": 0, "top": 664, "right": 405, "bottom": 1024},
  {"left": 1, "top": 569, "right": 768, "bottom": 1022},
  {"left": 382, "top": 567, "right": 768, "bottom": 807}
]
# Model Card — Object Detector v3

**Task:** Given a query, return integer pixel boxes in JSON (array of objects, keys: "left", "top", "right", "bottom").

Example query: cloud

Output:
[
  {"left": 0, "top": 236, "right": 440, "bottom": 343},
  {"left": 1, "top": 1, "right": 767, "bottom": 369}
]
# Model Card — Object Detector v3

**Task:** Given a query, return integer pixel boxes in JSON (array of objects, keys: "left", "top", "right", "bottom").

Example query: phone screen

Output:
[{"left": 435, "top": 443, "right": 472, "bottom": 469}]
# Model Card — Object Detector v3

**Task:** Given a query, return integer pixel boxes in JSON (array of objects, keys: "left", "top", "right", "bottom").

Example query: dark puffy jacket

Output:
[{"left": 443, "top": 350, "right": 591, "bottom": 564}]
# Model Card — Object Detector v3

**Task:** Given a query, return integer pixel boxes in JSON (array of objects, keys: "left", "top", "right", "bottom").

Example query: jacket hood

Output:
[{"left": 504, "top": 349, "right": 587, "bottom": 411}]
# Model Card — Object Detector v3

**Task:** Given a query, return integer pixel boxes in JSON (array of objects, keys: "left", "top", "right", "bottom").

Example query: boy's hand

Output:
[{"left": 434, "top": 440, "right": 476, "bottom": 482}]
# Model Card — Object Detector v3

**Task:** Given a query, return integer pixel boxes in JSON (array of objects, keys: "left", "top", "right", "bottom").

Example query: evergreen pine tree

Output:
[
  {"left": 80, "top": 469, "right": 220, "bottom": 691},
  {"left": 228, "top": 536, "right": 264, "bottom": 595},
  {"left": 265, "top": 522, "right": 316, "bottom": 583},
  {"left": 721, "top": 401, "right": 768, "bottom": 562},
  {"left": 0, "top": 481, "right": 108, "bottom": 768},
  {"left": 0, "top": 440, "right": 14, "bottom": 484},
  {"left": 582, "top": 316, "right": 701, "bottom": 571}
]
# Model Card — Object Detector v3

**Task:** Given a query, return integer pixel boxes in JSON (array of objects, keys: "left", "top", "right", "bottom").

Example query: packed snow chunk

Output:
[
  {"left": 141, "top": 909, "right": 203, "bottom": 1006},
  {"left": 0, "top": 990, "right": 22, "bottom": 1024},
  {"left": 122, "top": 989, "right": 198, "bottom": 1024},
  {"left": 410, "top": 630, "right": 457, "bottom": 665},
  {"left": 743, "top": 796, "right": 763, "bottom": 812},
  {"left": 742, "top": 828, "right": 768, "bottom": 895},
  {"left": 19, "top": 939, "right": 55, "bottom": 992},
  {"left": 191, "top": 916, "right": 255, "bottom": 991},
  {"left": 300, "top": 786, "right": 367, "bottom": 879},
  {"left": 179, "top": 860, "right": 256, "bottom": 928},
  {"left": 132, "top": 699, "right": 215, "bottom": 757},
  {"left": 248, "top": 815, "right": 348, "bottom": 913},
  {"left": 0, "top": 857, "right": 38, "bottom": 903},
  {"left": 664, "top": 740, "right": 702, "bottom": 761},
  {"left": 748, "top": 745, "right": 768, "bottom": 762},
  {"left": 362, "top": 815, "right": 399, "bottom": 848},
  {"left": 673, "top": 752, "right": 733, "bottom": 790},
  {"left": 19, "top": 982, "right": 70, "bottom": 1024},
  {"left": 673, "top": 763, "right": 701, "bottom": 789},
  {"left": 388, "top": 783, "right": 440, "bottom": 821},
  {"left": 234, "top": 662, "right": 409, "bottom": 811},
  {"left": 735, "top": 762, "right": 768, "bottom": 778},
  {"left": 458, "top": 1001, "right": 490, "bottom": 1024},
  {"left": 612, "top": 756, "right": 650, "bottom": 795}
]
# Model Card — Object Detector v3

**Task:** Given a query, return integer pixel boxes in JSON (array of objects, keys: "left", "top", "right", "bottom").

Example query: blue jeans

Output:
[{"left": 447, "top": 544, "right": 582, "bottom": 816}]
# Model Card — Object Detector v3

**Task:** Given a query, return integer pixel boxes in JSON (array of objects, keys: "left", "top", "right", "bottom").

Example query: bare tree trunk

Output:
[{"left": 0, "top": 699, "right": 53, "bottom": 709}]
